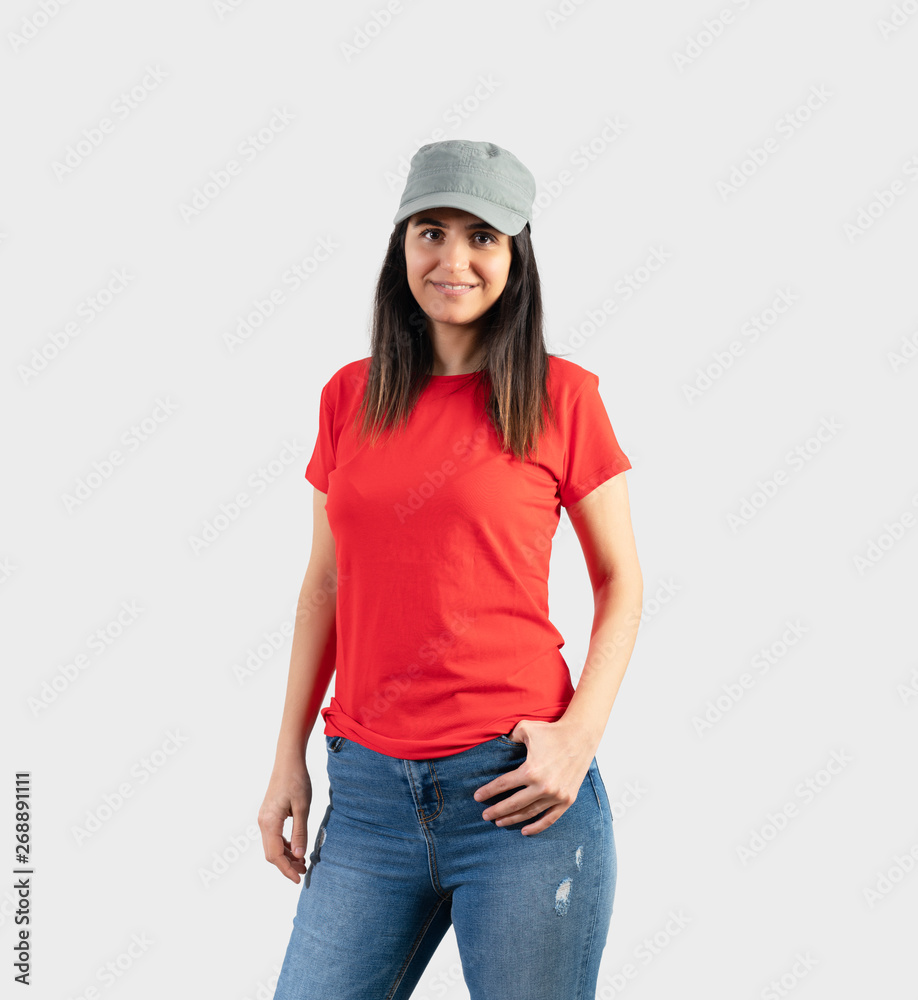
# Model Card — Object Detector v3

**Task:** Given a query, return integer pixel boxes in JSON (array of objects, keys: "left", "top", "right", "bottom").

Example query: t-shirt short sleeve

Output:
[
  {"left": 304, "top": 383, "right": 336, "bottom": 493},
  {"left": 558, "top": 372, "right": 631, "bottom": 508}
]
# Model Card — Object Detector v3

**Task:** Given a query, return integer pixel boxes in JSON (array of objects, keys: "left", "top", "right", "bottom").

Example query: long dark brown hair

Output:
[{"left": 352, "top": 218, "right": 557, "bottom": 464}]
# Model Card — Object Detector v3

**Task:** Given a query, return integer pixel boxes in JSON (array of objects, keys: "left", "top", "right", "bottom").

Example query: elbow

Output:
[{"left": 594, "top": 564, "right": 642, "bottom": 616}]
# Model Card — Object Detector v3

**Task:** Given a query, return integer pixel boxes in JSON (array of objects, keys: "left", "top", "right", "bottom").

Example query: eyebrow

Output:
[{"left": 411, "top": 216, "right": 500, "bottom": 233}]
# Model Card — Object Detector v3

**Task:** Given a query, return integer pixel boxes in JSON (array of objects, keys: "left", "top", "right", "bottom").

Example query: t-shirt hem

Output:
[
  {"left": 561, "top": 456, "right": 632, "bottom": 508},
  {"left": 304, "top": 469, "right": 328, "bottom": 493},
  {"left": 323, "top": 705, "right": 574, "bottom": 760}
]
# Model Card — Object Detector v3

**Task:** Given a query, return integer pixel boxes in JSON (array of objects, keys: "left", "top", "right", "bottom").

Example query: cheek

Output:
[
  {"left": 405, "top": 250, "right": 436, "bottom": 282},
  {"left": 483, "top": 265, "right": 510, "bottom": 295},
  {"left": 403, "top": 261, "right": 425, "bottom": 291},
  {"left": 484, "top": 252, "right": 511, "bottom": 284}
]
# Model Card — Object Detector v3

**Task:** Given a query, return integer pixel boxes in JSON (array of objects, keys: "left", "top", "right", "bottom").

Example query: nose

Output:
[{"left": 438, "top": 236, "right": 470, "bottom": 273}]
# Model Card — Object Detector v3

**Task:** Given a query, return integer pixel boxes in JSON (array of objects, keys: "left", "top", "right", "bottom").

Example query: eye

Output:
[{"left": 418, "top": 228, "right": 498, "bottom": 245}]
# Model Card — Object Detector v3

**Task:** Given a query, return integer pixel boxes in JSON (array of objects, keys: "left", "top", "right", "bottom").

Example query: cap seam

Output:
[
  {"left": 405, "top": 166, "right": 533, "bottom": 198},
  {"left": 397, "top": 191, "right": 528, "bottom": 218}
]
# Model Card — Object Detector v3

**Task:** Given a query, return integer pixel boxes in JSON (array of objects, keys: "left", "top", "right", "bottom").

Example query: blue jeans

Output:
[{"left": 273, "top": 732, "right": 617, "bottom": 999}]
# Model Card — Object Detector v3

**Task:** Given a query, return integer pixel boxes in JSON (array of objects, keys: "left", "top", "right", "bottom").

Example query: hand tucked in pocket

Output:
[{"left": 472, "top": 719, "right": 596, "bottom": 836}]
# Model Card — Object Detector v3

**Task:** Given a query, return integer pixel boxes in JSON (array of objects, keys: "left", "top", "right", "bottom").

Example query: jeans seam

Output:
[
  {"left": 422, "top": 761, "right": 445, "bottom": 821},
  {"left": 385, "top": 895, "right": 450, "bottom": 1000},
  {"left": 403, "top": 761, "right": 450, "bottom": 900},
  {"left": 577, "top": 764, "right": 606, "bottom": 1000},
  {"left": 420, "top": 822, "right": 451, "bottom": 901}
]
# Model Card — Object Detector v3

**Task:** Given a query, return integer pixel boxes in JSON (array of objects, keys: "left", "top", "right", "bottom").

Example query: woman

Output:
[{"left": 259, "top": 140, "right": 643, "bottom": 999}]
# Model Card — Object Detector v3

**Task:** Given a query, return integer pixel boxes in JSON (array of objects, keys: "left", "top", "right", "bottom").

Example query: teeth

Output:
[{"left": 438, "top": 283, "right": 471, "bottom": 288}]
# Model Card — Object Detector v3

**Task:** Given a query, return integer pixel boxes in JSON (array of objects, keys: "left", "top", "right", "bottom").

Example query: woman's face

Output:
[{"left": 404, "top": 207, "right": 513, "bottom": 335}]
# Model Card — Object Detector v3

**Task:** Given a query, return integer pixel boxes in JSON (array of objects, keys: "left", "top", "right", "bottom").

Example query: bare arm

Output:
[
  {"left": 471, "top": 471, "right": 642, "bottom": 836},
  {"left": 273, "top": 487, "right": 339, "bottom": 763},
  {"left": 558, "top": 471, "right": 643, "bottom": 757},
  {"left": 258, "top": 487, "right": 338, "bottom": 882}
]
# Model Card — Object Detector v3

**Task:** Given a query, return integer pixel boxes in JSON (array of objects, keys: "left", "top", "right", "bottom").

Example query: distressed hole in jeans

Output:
[
  {"left": 554, "top": 877, "right": 572, "bottom": 915},
  {"left": 305, "top": 801, "right": 332, "bottom": 889}
]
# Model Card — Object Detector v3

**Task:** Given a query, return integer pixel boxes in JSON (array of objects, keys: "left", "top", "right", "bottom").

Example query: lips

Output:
[{"left": 431, "top": 281, "right": 477, "bottom": 296}]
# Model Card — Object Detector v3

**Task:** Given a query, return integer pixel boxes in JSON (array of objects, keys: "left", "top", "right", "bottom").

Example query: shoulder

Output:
[
  {"left": 546, "top": 354, "right": 598, "bottom": 407},
  {"left": 318, "top": 357, "right": 370, "bottom": 406}
]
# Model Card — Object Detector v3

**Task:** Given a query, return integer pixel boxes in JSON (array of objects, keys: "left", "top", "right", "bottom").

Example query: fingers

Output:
[
  {"left": 481, "top": 785, "right": 575, "bottom": 834},
  {"left": 473, "top": 770, "right": 526, "bottom": 804},
  {"left": 521, "top": 804, "right": 565, "bottom": 836},
  {"left": 481, "top": 789, "right": 545, "bottom": 826},
  {"left": 271, "top": 836, "right": 308, "bottom": 883},
  {"left": 290, "top": 804, "right": 309, "bottom": 864},
  {"left": 487, "top": 796, "right": 565, "bottom": 836},
  {"left": 259, "top": 806, "right": 308, "bottom": 883},
  {"left": 260, "top": 818, "right": 286, "bottom": 865},
  {"left": 279, "top": 835, "right": 309, "bottom": 881},
  {"left": 263, "top": 835, "right": 298, "bottom": 883}
]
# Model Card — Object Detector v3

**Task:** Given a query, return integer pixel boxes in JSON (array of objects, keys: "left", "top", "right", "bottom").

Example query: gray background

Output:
[{"left": 3, "top": 1, "right": 917, "bottom": 997}]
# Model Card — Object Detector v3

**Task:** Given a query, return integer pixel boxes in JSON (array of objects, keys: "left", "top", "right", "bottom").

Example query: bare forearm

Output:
[
  {"left": 273, "top": 570, "right": 338, "bottom": 764},
  {"left": 558, "top": 574, "right": 642, "bottom": 757}
]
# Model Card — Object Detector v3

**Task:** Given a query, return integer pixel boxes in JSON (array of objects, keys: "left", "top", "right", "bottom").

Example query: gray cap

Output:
[{"left": 393, "top": 140, "right": 536, "bottom": 237}]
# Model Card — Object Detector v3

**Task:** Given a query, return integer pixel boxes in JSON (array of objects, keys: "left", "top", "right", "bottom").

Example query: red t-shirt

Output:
[{"left": 304, "top": 354, "right": 631, "bottom": 759}]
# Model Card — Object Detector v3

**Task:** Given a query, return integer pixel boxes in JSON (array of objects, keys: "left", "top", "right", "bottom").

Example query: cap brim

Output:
[{"left": 393, "top": 192, "right": 528, "bottom": 237}]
